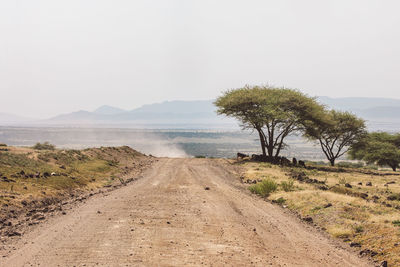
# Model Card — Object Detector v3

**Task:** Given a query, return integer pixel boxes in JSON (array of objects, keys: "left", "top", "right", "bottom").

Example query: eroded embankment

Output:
[{"left": 0, "top": 145, "right": 156, "bottom": 245}]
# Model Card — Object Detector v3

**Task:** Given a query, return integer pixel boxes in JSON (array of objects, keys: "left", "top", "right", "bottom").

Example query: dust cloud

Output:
[
  {"left": 130, "top": 132, "right": 188, "bottom": 158},
  {"left": 0, "top": 127, "right": 189, "bottom": 158},
  {"left": 138, "top": 141, "right": 188, "bottom": 158}
]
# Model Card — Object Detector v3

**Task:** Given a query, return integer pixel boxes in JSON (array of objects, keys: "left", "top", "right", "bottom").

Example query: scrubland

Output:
[{"left": 243, "top": 161, "right": 400, "bottom": 266}]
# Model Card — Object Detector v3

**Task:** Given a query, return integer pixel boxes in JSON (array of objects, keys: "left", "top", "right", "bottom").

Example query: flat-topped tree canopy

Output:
[
  {"left": 305, "top": 110, "right": 366, "bottom": 166},
  {"left": 214, "top": 85, "right": 327, "bottom": 159}
]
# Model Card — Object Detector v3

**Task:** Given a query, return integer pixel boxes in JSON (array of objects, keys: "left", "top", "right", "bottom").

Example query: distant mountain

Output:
[
  {"left": 113, "top": 100, "right": 219, "bottom": 123},
  {"left": 4, "top": 97, "right": 400, "bottom": 130},
  {"left": 49, "top": 110, "right": 106, "bottom": 123},
  {"left": 45, "top": 100, "right": 234, "bottom": 127},
  {"left": 318, "top": 97, "right": 400, "bottom": 123},
  {"left": 358, "top": 106, "right": 400, "bottom": 120},
  {"left": 131, "top": 100, "right": 215, "bottom": 114},
  {"left": 318, "top": 96, "right": 400, "bottom": 111},
  {"left": 93, "top": 105, "right": 126, "bottom": 115}
]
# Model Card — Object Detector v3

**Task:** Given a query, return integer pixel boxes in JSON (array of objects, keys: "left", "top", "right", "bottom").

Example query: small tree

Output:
[
  {"left": 349, "top": 132, "right": 400, "bottom": 171},
  {"left": 306, "top": 110, "right": 366, "bottom": 166},
  {"left": 214, "top": 85, "right": 326, "bottom": 160}
]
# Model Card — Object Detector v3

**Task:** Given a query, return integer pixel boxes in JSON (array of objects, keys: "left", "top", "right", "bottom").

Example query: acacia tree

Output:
[
  {"left": 214, "top": 85, "right": 326, "bottom": 160},
  {"left": 305, "top": 110, "right": 366, "bottom": 166},
  {"left": 349, "top": 132, "right": 400, "bottom": 171}
]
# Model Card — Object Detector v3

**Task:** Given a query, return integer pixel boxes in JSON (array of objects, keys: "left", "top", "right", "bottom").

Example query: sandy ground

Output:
[{"left": 0, "top": 158, "right": 371, "bottom": 267}]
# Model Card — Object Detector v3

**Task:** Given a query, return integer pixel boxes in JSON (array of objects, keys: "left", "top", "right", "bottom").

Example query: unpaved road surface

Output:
[{"left": 1, "top": 158, "right": 371, "bottom": 266}]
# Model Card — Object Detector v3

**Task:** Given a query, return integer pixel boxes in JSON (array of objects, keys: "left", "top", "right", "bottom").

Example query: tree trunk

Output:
[
  {"left": 275, "top": 141, "right": 283, "bottom": 159},
  {"left": 330, "top": 158, "right": 335, "bottom": 166},
  {"left": 268, "top": 135, "right": 274, "bottom": 159},
  {"left": 267, "top": 146, "right": 274, "bottom": 160},
  {"left": 391, "top": 165, "right": 397, "bottom": 172},
  {"left": 257, "top": 130, "right": 267, "bottom": 157}
]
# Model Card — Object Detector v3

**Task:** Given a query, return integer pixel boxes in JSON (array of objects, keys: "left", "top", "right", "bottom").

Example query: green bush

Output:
[
  {"left": 249, "top": 178, "right": 278, "bottom": 197},
  {"left": 194, "top": 155, "right": 206, "bottom": 158},
  {"left": 33, "top": 142, "right": 56, "bottom": 150},
  {"left": 280, "top": 179, "right": 295, "bottom": 192},
  {"left": 392, "top": 220, "right": 400, "bottom": 227},
  {"left": 0, "top": 143, "right": 7, "bottom": 147}
]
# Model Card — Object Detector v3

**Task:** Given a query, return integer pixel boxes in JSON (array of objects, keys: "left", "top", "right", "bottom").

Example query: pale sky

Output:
[{"left": 1, "top": 0, "right": 399, "bottom": 118}]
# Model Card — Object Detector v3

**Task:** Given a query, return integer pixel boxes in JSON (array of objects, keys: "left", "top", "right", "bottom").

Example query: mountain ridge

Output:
[
  {"left": 2, "top": 97, "right": 400, "bottom": 128},
  {"left": 93, "top": 105, "right": 126, "bottom": 115}
]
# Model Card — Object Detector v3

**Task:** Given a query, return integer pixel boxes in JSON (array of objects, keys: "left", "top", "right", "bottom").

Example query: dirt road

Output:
[{"left": 1, "top": 158, "right": 371, "bottom": 266}]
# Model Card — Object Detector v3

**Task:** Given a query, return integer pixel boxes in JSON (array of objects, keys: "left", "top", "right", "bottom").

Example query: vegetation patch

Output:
[
  {"left": 249, "top": 178, "right": 278, "bottom": 197},
  {"left": 280, "top": 179, "right": 295, "bottom": 192},
  {"left": 32, "top": 142, "right": 56, "bottom": 151},
  {"left": 273, "top": 197, "right": 286, "bottom": 205},
  {"left": 242, "top": 161, "right": 400, "bottom": 265}
]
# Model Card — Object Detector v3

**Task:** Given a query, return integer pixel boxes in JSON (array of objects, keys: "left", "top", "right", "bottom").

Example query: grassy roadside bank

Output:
[
  {"left": 0, "top": 144, "right": 155, "bottom": 238},
  {"left": 241, "top": 161, "right": 400, "bottom": 266}
]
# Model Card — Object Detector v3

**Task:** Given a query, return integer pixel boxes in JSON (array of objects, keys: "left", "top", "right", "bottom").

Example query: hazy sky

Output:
[{"left": 1, "top": 0, "right": 400, "bottom": 118}]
